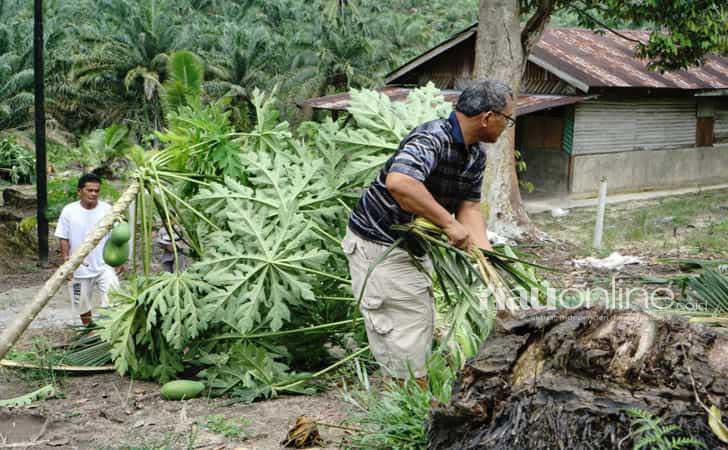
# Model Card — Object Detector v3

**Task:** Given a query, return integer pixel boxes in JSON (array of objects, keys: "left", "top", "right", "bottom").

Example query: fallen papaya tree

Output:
[{"left": 3, "top": 85, "right": 471, "bottom": 401}]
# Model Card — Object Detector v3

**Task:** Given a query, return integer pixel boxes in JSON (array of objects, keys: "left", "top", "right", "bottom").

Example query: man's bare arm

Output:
[
  {"left": 60, "top": 239, "right": 70, "bottom": 261},
  {"left": 386, "top": 172, "right": 471, "bottom": 249},
  {"left": 60, "top": 239, "right": 72, "bottom": 280},
  {"left": 456, "top": 200, "right": 492, "bottom": 251}
]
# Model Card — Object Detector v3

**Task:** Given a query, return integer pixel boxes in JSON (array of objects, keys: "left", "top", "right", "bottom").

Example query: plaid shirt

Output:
[{"left": 349, "top": 112, "right": 486, "bottom": 244}]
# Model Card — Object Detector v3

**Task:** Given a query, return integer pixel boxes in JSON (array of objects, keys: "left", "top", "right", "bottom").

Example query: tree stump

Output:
[{"left": 427, "top": 307, "right": 728, "bottom": 449}]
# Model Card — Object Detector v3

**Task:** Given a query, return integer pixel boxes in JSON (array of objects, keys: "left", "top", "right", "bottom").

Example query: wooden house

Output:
[{"left": 300, "top": 26, "right": 728, "bottom": 196}]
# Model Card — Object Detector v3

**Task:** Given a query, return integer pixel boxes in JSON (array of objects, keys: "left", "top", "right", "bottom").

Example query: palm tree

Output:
[
  {"left": 0, "top": 19, "right": 34, "bottom": 132},
  {"left": 71, "top": 0, "right": 186, "bottom": 135},
  {"left": 287, "top": 10, "right": 379, "bottom": 100},
  {"left": 365, "top": 12, "right": 433, "bottom": 69},
  {"left": 201, "top": 23, "right": 276, "bottom": 127},
  {"left": 162, "top": 50, "right": 204, "bottom": 112}
]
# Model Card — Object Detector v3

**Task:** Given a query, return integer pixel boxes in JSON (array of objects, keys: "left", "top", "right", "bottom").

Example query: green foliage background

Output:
[
  {"left": 1, "top": 0, "right": 479, "bottom": 139},
  {"left": 1, "top": 0, "right": 724, "bottom": 174}
]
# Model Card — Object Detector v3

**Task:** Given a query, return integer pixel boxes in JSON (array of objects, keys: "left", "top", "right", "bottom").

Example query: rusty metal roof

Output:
[
  {"left": 384, "top": 26, "right": 728, "bottom": 91},
  {"left": 516, "top": 94, "right": 587, "bottom": 115},
  {"left": 532, "top": 29, "right": 728, "bottom": 90},
  {"left": 298, "top": 87, "right": 585, "bottom": 115}
]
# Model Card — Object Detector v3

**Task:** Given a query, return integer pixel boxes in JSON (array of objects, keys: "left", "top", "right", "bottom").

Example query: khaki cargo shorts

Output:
[{"left": 342, "top": 227, "right": 434, "bottom": 378}]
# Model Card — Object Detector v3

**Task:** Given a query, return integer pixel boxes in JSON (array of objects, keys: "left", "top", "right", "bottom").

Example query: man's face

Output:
[
  {"left": 479, "top": 97, "right": 515, "bottom": 143},
  {"left": 78, "top": 181, "right": 100, "bottom": 208}
]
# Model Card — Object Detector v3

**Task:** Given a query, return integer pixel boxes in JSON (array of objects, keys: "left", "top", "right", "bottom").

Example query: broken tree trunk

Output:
[
  {"left": 427, "top": 307, "right": 728, "bottom": 449},
  {"left": 0, "top": 180, "right": 140, "bottom": 361}
]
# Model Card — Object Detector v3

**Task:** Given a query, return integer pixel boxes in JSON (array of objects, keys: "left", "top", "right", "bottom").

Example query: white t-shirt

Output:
[{"left": 54, "top": 200, "right": 112, "bottom": 278}]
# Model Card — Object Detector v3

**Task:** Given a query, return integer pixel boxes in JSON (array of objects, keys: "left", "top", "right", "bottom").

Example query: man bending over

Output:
[{"left": 342, "top": 79, "right": 515, "bottom": 384}]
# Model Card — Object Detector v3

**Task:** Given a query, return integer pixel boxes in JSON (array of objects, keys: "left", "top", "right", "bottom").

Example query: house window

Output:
[{"left": 696, "top": 117, "right": 714, "bottom": 147}]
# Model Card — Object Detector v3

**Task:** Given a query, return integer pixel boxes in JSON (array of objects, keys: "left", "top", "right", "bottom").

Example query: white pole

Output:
[{"left": 593, "top": 177, "right": 608, "bottom": 250}]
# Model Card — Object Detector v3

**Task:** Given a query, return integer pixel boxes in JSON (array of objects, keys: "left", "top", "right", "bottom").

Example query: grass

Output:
[
  {"left": 341, "top": 355, "right": 455, "bottom": 450},
  {"left": 5, "top": 337, "right": 66, "bottom": 388},
  {"left": 533, "top": 189, "right": 728, "bottom": 257},
  {"left": 203, "top": 414, "right": 251, "bottom": 439},
  {"left": 99, "top": 428, "right": 199, "bottom": 450},
  {"left": 343, "top": 378, "right": 438, "bottom": 449},
  {"left": 93, "top": 407, "right": 249, "bottom": 449}
]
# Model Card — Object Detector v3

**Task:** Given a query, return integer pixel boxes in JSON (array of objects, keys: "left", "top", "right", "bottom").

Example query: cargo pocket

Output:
[
  {"left": 341, "top": 233, "right": 357, "bottom": 256},
  {"left": 361, "top": 294, "right": 393, "bottom": 335}
]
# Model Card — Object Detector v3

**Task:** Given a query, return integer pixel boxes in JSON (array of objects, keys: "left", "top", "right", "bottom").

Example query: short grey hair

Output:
[{"left": 455, "top": 79, "right": 513, "bottom": 117}]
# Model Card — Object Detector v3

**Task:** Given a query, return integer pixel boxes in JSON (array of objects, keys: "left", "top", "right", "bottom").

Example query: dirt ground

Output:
[
  {"left": 0, "top": 371, "right": 349, "bottom": 449},
  {"left": 1, "top": 188, "right": 726, "bottom": 449}
]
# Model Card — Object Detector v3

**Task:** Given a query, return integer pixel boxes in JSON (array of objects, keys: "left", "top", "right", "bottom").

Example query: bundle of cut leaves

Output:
[
  {"left": 389, "top": 217, "right": 553, "bottom": 361},
  {"left": 61, "top": 325, "right": 112, "bottom": 367}
]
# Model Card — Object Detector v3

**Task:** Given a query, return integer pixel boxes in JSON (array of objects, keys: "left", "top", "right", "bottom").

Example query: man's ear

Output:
[{"left": 480, "top": 111, "right": 492, "bottom": 127}]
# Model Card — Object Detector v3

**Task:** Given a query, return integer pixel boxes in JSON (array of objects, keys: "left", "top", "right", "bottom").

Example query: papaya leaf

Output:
[
  {"left": 242, "top": 88, "right": 293, "bottom": 154},
  {"left": 140, "top": 271, "right": 215, "bottom": 350},
  {"left": 198, "top": 342, "right": 313, "bottom": 402},
  {"left": 100, "top": 273, "right": 213, "bottom": 381},
  {"left": 196, "top": 201, "right": 331, "bottom": 333}
]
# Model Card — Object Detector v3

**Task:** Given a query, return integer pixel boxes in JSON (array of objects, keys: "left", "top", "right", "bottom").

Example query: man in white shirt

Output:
[{"left": 54, "top": 173, "right": 122, "bottom": 325}]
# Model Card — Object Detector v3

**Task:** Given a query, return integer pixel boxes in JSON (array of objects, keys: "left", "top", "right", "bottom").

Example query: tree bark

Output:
[
  {"left": 475, "top": 0, "right": 555, "bottom": 239},
  {"left": 0, "top": 180, "right": 140, "bottom": 361},
  {"left": 427, "top": 307, "right": 728, "bottom": 449}
]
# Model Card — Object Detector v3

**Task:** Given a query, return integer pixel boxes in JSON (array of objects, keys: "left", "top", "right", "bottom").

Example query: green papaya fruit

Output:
[
  {"left": 160, "top": 380, "right": 205, "bottom": 400},
  {"left": 110, "top": 222, "right": 131, "bottom": 246},
  {"left": 103, "top": 240, "right": 128, "bottom": 267}
]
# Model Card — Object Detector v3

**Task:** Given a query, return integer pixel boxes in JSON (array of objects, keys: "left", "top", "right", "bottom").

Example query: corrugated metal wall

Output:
[
  {"left": 715, "top": 103, "right": 728, "bottom": 144},
  {"left": 572, "top": 98, "right": 697, "bottom": 154}
]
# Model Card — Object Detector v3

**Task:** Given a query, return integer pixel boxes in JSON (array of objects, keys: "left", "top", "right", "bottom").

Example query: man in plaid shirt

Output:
[{"left": 342, "top": 79, "right": 515, "bottom": 386}]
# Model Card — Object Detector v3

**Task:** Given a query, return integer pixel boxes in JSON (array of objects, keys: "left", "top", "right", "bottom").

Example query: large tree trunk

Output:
[
  {"left": 475, "top": 0, "right": 554, "bottom": 239},
  {"left": 427, "top": 307, "right": 728, "bottom": 449}
]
